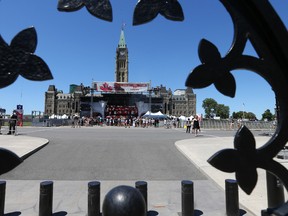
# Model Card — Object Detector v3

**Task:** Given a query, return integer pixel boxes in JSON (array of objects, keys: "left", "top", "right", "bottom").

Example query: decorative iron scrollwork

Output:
[
  {"left": 0, "top": 27, "right": 53, "bottom": 89},
  {"left": 186, "top": 0, "right": 288, "bottom": 200},
  {"left": 57, "top": 0, "right": 113, "bottom": 22},
  {"left": 1, "top": 0, "right": 288, "bottom": 214},
  {"left": 56, "top": 0, "right": 184, "bottom": 25},
  {"left": 133, "top": 0, "right": 184, "bottom": 25}
]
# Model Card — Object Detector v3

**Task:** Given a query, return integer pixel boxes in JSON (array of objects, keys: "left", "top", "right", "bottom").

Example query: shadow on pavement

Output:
[
  {"left": 53, "top": 211, "right": 67, "bottom": 216},
  {"left": 4, "top": 212, "right": 21, "bottom": 216},
  {"left": 148, "top": 210, "right": 158, "bottom": 216}
]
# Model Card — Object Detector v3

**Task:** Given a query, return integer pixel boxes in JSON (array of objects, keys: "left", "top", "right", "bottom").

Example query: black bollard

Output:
[
  {"left": 266, "top": 171, "right": 285, "bottom": 208},
  {"left": 88, "top": 181, "right": 101, "bottom": 216},
  {"left": 181, "top": 180, "right": 194, "bottom": 216},
  {"left": 39, "top": 181, "right": 53, "bottom": 216},
  {"left": 102, "top": 185, "right": 146, "bottom": 216},
  {"left": 0, "top": 181, "right": 6, "bottom": 216},
  {"left": 225, "top": 179, "right": 239, "bottom": 216},
  {"left": 135, "top": 181, "right": 147, "bottom": 210}
]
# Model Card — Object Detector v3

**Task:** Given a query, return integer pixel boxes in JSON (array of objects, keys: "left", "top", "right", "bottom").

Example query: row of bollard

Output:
[
  {"left": 0, "top": 181, "right": 5, "bottom": 216},
  {"left": 182, "top": 179, "right": 240, "bottom": 216},
  {"left": 0, "top": 179, "right": 240, "bottom": 216}
]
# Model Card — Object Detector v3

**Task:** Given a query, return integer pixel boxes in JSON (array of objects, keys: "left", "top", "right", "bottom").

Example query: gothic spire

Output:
[{"left": 118, "top": 23, "right": 126, "bottom": 48}]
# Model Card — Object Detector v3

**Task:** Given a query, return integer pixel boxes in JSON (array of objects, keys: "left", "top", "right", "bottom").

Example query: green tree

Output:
[
  {"left": 246, "top": 112, "right": 256, "bottom": 120},
  {"left": 202, "top": 98, "right": 218, "bottom": 118},
  {"left": 232, "top": 111, "right": 256, "bottom": 120},
  {"left": 232, "top": 111, "right": 245, "bottom": 119},
  {"left": 216, "top": 104, "right": 230, "bottom": 119},
  {"left": 262, "top": 109, "right": 274, "bottom": 121}
]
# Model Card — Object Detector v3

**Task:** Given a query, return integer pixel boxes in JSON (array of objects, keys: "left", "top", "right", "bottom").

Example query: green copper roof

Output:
[{"left": 118, "top": 27, "right": 126, "bottom": 48}]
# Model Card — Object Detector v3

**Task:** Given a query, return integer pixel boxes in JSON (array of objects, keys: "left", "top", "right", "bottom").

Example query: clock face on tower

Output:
[{"left": 120, "top": 51, "right": 125, "bottom": 56}]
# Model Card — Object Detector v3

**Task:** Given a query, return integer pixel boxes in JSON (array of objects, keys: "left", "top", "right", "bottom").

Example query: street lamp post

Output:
[
  {"left": 69, "top": 92, "right": 74, "bottom": 118},
  {"left": 90, "top": 88, "right": 94, "bottom": 118},
  {"left": 242, "top": 103, "right": 245, "bottom": 120},
  {"left": 148, "top": 89, "right": 152, "bottom": 119},
  {"left": 148, "top": 87, "right": 159, "bottom": 118}
]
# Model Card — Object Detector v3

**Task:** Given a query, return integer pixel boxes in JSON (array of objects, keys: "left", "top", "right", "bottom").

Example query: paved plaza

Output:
[{"left": 0, "top": 126, "right": 286, "bottom": 215}]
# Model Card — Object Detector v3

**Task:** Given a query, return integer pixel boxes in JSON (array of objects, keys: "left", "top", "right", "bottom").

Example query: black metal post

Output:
[
  {"left": 0, "top": 181, "right": 6, "bottom": 216},
  {"left": 39, "top": 181, "right": 53, "bottom": 216},
  {"left": 135, "top": 181, "right": 147, "bottom": 210},
  {"left": 90, "top": 88, "right": 94, "bottom": 118},
  {"left": 149, "top": 89, "right": 152, "bottom": 119},
  {"left": 266, "top": 171, "right": 285, "bottom": 208},
  {"left": 181, "top": 180, "right": 194, "bottom": 216},
  {"left": 225, "top": 179, "right": 239, "bottom": 216},
  {"left": 88, "top": 181, "right": 100, "bottom": 216}
]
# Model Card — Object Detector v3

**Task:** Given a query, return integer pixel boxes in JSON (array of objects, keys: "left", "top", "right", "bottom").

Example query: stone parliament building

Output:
[{"left": 44, "top": 28, "right": 196, "bottom": 119}]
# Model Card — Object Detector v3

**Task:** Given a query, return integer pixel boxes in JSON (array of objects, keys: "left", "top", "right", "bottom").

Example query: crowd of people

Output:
[
  {"left": 70, "top": 114, "right": 202, "bottom": 135},
  {"left": 0, "top": 111, "right": 202, "bottom": 135},
  {"left": 71, "top": 115, "right": 99, "bottom": 128},
  {"left": 105, "top": 105, "right": 138, "bottom": 117},
  {"left": 71, "top": 115, "right": 163, "bottom": 128}
]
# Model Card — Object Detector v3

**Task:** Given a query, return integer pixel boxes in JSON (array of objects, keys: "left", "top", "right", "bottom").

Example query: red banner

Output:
[
  {"left": 16, "top": 104, "right": 23, "bottom": 126},
  {"left": 93, "top": 82, "right": 149, "bottom": 93}
]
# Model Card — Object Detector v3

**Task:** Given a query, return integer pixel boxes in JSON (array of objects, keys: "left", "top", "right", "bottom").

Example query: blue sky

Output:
[{"left": 0, "top": 1, "right": 287, "bottom": 119}]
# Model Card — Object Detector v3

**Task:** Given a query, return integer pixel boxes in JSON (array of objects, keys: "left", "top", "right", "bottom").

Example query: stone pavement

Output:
[
  {"left": 176, "top": 135, "right": 288, "bottom": 215},
  {"left": 0, "top": 130, "right": 287, "bottom": 215},
  {"left": 0, "top": 134, "right": 49, "bottom": 159}
]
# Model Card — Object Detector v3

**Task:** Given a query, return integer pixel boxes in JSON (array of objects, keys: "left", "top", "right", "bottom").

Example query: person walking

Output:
[
  {"left": 8, "top": 111, "right": 18, "bottom": 135},
  {"left": 192, "top": 115, "right": 200, "bottom": 136},
  {"left": 186, "top": 118, "right": 191, "bottom": 133},
  {"left": 0, "top": 113, "right": 3, "bottom": 135}
]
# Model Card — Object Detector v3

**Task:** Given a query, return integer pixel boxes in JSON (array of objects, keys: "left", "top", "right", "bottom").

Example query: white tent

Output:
[
  {"left": 186, "top": 115, "right": 194, "bottom": 120},
  {"left": 154, "top": 111, "right": 164, "bottom": 116},
  {"left": 179, "top": 115, "right": 186, "bottom": 120},
  {"left": 143, "top": 111, "right": 167, "bottom": 119},
  {"left": 49, "top": 114, "right": 56, "bottom": 119},
  {"left": 143, "top": 111, "right": 152, "bottom": 116},
  {"left": 49, "top": 114, "right": 62, "bottom": 119},
  {"left": 61, "top": 114, "right": 68, "bottom": 119}
]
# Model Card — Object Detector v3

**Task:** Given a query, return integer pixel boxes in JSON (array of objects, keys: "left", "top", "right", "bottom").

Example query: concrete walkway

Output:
[
  {"left": 176, "top": 135, "right": 288, "bottom": 215},
  {"left": 0, "top": 134, "right": 48, "bottom": 159}
]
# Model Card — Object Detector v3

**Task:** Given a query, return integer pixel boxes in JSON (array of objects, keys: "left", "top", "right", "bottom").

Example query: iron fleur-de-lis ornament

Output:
[
  {"left": 57, "top": 0, "right": 184, "bottom": 25},
  {"left": 185, "top": 1, "right": 288, "bottom": 199},
  {"left": 0, "top": 27, "right": 53, "bottom": 89},
  {"left": 133, "top": 0, "right": 184, "bottom": 25},
  {"left": 57, "top": 0, "right": 113, "bottom": 22}
]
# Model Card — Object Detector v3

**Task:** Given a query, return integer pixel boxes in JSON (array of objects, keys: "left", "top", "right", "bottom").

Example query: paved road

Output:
[
  {"left": 0, "top": 126, "right": 272, "bottom": 215},
  {"left": 0, "top": 126, "right": 220, "bottom": 181}
]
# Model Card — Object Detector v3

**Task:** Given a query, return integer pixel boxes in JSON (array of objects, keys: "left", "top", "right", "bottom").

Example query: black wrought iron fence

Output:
[{"left": 0, "top": 0, "right": 288, "bottom": 215}]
